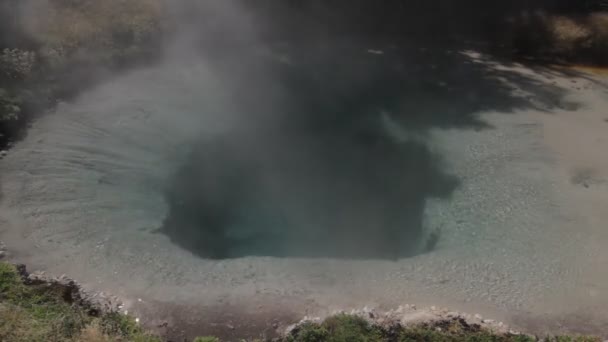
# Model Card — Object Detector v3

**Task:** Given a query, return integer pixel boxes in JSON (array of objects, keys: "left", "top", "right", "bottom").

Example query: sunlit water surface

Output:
[{"left": 2, "top": 43, "right": 608, "bottom": 335}]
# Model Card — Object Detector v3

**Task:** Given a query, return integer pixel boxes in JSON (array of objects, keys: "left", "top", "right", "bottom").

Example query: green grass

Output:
[
  {"left": 0, "top": 262, "right": 602, "bottom": 342},
  {"left": 287, "top": 314, "right": 601, "bottom": 342},
  {"left": 0, "top": 262, "right": 159, "bottom": 342}
]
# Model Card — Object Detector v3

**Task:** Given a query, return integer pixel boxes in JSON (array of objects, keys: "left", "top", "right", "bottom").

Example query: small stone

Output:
[
  {"left": 226, "top": 324, "right": 235, "bottom": 330},
  {"left": 474, "top": 314, "right": 483, "bottom": 320},
  {"left": 430, "top": 306, "right": 437, "bottom": 311},
  {"left": 482, "top": 319, "right": 495, "bottom": 324},
  {"left": 135, "top": 318, "right": 140, "bottom": 323}
]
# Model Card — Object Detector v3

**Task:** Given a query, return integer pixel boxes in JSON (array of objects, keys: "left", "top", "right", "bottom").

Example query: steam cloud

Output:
[{"left": 2, "top": 0, "right": 461, "bottom": 261}]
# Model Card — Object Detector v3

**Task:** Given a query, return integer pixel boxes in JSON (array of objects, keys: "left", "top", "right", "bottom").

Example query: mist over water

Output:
[
  {"left": 161, "top": 96, "right": 458, "bottom": 259},
  {"left": 2, "top": 0, "right": 572, "bottom": 261},
  {"left": 159, "top": 40, "right": 468, "bottom": 259},
  {"left": 3, "top": 1, "right": 608, "bottom": 337},
  {"left": 155, "top": 3, "right": 564, "bottom": 259}
]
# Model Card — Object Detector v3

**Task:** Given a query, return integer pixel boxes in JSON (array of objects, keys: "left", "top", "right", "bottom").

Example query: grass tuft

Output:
[
  {"left": 0, "top": 262, "right": 159, "bottom": 342},
  {"left": 287, "top": 315, "right": 601, "bottom": 342}
]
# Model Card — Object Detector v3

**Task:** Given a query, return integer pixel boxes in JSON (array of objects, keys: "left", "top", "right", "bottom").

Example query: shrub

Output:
[
  {"left": 548, "top": 16, "right": 593, "bottom": 56},
  {"left": 289, "top": 315, "right": 383, "bottom": 342},
  {"left": 0, "top": 262, "right": 161, "bottom": 342},
  {"left": 0, "top": 88, "right": 22, "bottom": 122},
  {"left": 0, "top": 48, "right": 36, "bottom": 80}
]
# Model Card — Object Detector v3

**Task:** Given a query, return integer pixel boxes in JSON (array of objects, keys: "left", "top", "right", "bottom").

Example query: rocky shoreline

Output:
[
  {"left": 2, "top": 239, "right": 607, "bottom": 341},
  {"left": 293, "top": 305, "right": 517, "bottom": 336},
  {"left": 1, "top": 240, "right": 522, "bottom": 341}
]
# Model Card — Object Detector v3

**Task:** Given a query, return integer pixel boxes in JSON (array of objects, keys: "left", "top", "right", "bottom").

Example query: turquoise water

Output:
[{"left": 1, "top": 41, "right": 607, "bottom": 335}]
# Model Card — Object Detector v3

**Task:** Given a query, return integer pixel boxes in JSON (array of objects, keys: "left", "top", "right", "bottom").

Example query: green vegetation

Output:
[
  {"left": 0, "top": 261, "right": 602, "bottom": 342},
  {"left": 0, "top": 262, "right": 160, "bottom": 341},
  {"left": 286, "top": 314, "right": 600, "bottom": 342}
]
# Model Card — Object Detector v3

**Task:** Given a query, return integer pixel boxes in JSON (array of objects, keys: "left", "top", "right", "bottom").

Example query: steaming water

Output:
[{"left": 1, "top": 44, "right": 608, "bottom": 334}]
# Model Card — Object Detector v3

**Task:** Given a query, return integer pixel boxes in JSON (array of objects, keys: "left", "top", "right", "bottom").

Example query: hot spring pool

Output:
[{"left": 1, "top": 44, "right": 608, "bottom": 336}]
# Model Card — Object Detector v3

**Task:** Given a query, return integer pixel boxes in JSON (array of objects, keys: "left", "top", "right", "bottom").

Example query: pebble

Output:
[
  {"left": 482, "top": 319, "right": 495, "bottom": 324},
  {"left": 474, "top": 314, "right": 483, "bottom": 320}
]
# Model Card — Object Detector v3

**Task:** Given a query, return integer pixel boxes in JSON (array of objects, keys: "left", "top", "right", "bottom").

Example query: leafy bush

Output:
[
  {"left": 0, "top": 88, "right": 21, "bottom": 122},
  {"left": 0, "top": 48, "right": 36, "bottom": 80}
]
